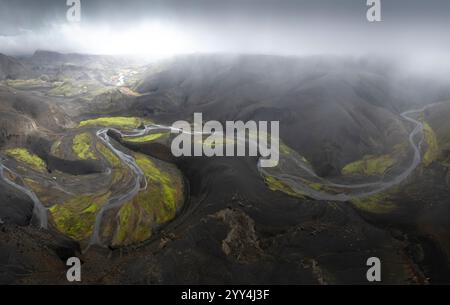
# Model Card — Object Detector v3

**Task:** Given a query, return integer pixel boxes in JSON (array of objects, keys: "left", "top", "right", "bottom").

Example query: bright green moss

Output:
[
  {"left": 79, "top": 116, "right": 151, "bottom": 128},
  {"left": 49, "top": 80, "right": 110, "bottom": 97},
  {"left": 351, "top": 193, "right": 396, "bottom": 214},
  {"left": 114, "top": 202, "right": 133, "bottom": 244},
  {"left": 264, "top": 175, "right": 304, "bottom": 199},
  {"left": 307, "top": 182, "right": 323, "bottom": 191},
  {"left": 72, "top": 132, "right": 97, "bottom": 160},
  {"left": 96, "top": 143, "right": 120, "bottom": 167},
  {"left": 124, "top": 132, "right": 166, "bottom": 143},
  {"left": 83, "top": 203, "right": 100, "bottom": 213},
  {"left": 134, "top": 154, "right": 177, "bottom": 215},
  {"left": 112, "top": 154, "right": 182, "bottom": 246},
  {"left": 96, "top": 143, "right": 126, "bottom": 184},
  {"left": 5, "top": 148, "right": 46, "bottom": 172},
  {"left": 113, "top": 201, "right": 153, "bottom": 246},
  {"left": 278, "top": 142, "right": 309, "bottom": 164},
  {"left": 342, "top": 154, "right": 395, "bottom": 176},
  {"left": 47, "top": 141, "right": 182, "bottom": 246},
  {"left": 49, "top": 192, "right": 110, "bottom": 241},
  {"left": 48, "top": 81, "right": 79, "bottom": 97},
  {"left": 423, "top": 122, "right": 439, "bottom": 166},
  {"left": 6, "top": 79, "right": 49, "bottom": 89}
]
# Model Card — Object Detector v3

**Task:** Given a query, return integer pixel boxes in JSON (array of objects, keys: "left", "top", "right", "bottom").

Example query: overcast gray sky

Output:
[{"left": 0, "top": 0, "right": 449, "bottom": 70}]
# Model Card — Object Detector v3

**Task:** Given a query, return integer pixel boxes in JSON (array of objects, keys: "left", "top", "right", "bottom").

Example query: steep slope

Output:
[
  {"left": 133, "top": 55, "right": 410, "bottom": 176},
  {"left": 0, "top": 53, "right": 29, "bottom": 80},
  {"left": 1, "top": 53, "right": 450, "bottom": 284}
]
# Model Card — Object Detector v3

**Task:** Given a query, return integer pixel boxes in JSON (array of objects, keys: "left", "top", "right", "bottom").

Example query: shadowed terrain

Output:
[{"left": 1, "top": 52, "right": 450, "bottom": 284}]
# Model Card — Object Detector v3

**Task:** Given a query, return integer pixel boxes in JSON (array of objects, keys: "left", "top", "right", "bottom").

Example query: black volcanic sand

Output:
[
  {"left": 0, "top": 122, "right": 448, "bottom": 284},
  {"left": 1, "top": 53, "right": 450, "bottom": 284},
  {"left": 0, "top": 182, "right": 34, "bottom": 226},
  {"left": 355, "top": 163, "right": 450, "bottom": 284},
  {"left": 99, "top": 156, "right": 412, "bottom": 284},
  {"left": 0, "top": 155, "right": 426, "bottom": 284},
  {"left": 0, "top": 223, "right": 80, "bottom": 284}
]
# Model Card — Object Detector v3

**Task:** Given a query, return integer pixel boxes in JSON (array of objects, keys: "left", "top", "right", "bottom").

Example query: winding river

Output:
[
  {"left": 0, "top": 160, "right": 48, "bottom": 228},
  {"left": 0, "top": 100, "right": 447, "bottom": 239},
  {"left": 258, "top": 101, "right": 447, "bottom": 201},
  {"left": 87, "top": 128, "right": 148, "bottom": 247}
]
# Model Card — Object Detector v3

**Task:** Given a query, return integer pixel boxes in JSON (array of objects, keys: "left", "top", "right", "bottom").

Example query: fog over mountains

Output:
[
  {"left": 1, "top": 0, "right": 450, "bottom": 285},
  {"left": 1, "top": 49, "right": 450, "bottom": 284},
  {"left": 1, "top": 0, "right": 450, "bottom": 71}
]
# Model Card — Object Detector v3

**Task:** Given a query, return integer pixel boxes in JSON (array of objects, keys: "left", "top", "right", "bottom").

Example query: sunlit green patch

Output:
[
  {"left": 5, "top": 148, "right": 46, "bottom": 172},
  {"left": 264, "top": 175, "right": 305, "bottom": 199},
  {"left": 135, "top": 154, "right": 178, "bottom": 217},
  {"left": 112, "top": 201, "right": 152, "bottom": 246},
  {"left": 112, "top": 154, "right": 183, "bottom": 246},
  {"left": 78, "top": 116, "right": 151, "bottom": 128},
  {"left": 278, "top": 141, "right": 309, "bottom": 164},
  {"left": 423, "top": 122, "right": 439, "bottom": 166},
  {"left": 351, "top": 193, "right": 396, "bottom": 214},
  {"left": 96, "top": 142, "right": 125, "bottom": 184},
  {"left": 49, "top": 192, "right": 110, "bottom": 241},
  {"left": 48, "top": 81, "right": 80, "bottom": 97},
  {"left": 307, "top": 182, "right": 323, "bottom": 191},
  {"left": 96, "top": 143, "right": 120, "bottom": 167},
  {"left": 123, "top": 132, "right": 167, "bottom": 143},
  {"left": 48, "top": 80, "right": 110, "bottom": 98},
  {"left": 72, "top": 132, "right": 97, "bottom": 160},
  {"left": 6, "top": 78, "right": 51, "bottom": 89},
  {"left": 342, "top": 154, "right": 395, "bottom": 176}
]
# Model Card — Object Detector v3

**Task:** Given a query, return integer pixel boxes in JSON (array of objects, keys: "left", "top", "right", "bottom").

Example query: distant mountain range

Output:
[
  {"left": 1, "top": 51, "right": 450, "bottom": 284},
  {"left": 0, "top": 53, "right": 29, "bottom": 80},
  {"left": 132, "top": 54, "right": 450, "bottom": 175}
]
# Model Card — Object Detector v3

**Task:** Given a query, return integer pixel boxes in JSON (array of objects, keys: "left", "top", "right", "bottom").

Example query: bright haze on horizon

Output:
[{"left": 0, "top": 0, "right": 449, "bottom": 74}]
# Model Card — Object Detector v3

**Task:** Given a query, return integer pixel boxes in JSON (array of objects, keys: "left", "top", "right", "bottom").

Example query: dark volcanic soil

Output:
[
  {"left": 0, "top": 155, "right": 435, "bottom": 284},
  {"left": 1, "top": 53, "right": 450, "bottom": 284}
]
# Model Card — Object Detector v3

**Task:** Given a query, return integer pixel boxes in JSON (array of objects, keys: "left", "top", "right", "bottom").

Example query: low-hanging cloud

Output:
[{"left": 0, "top": 0, "right": 449, "bottom": 74}]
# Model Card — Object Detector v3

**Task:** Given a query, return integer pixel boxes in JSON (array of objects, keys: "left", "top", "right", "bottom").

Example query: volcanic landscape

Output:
[{"left": 1, "top": 51, "right": 450, "bottom": 284}]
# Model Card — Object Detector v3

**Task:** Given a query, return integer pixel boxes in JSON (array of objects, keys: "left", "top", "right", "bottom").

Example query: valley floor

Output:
[{"left": 1, "top": 53, "right": 450, "bottom": 284}]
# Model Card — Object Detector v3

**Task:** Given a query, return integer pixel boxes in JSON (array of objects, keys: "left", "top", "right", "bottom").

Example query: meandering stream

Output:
[
  {"left": 87, "top": 128, "right": 148, "bottom": 247},
  {"left": 0, "top": 161, "right": 48, "bottom": 228},
  {"left": 0, "top": 101, "right": 447, "bottom": 239},
  {"left": 258, "top": 101, "right": 447, "bottom": 201}
]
